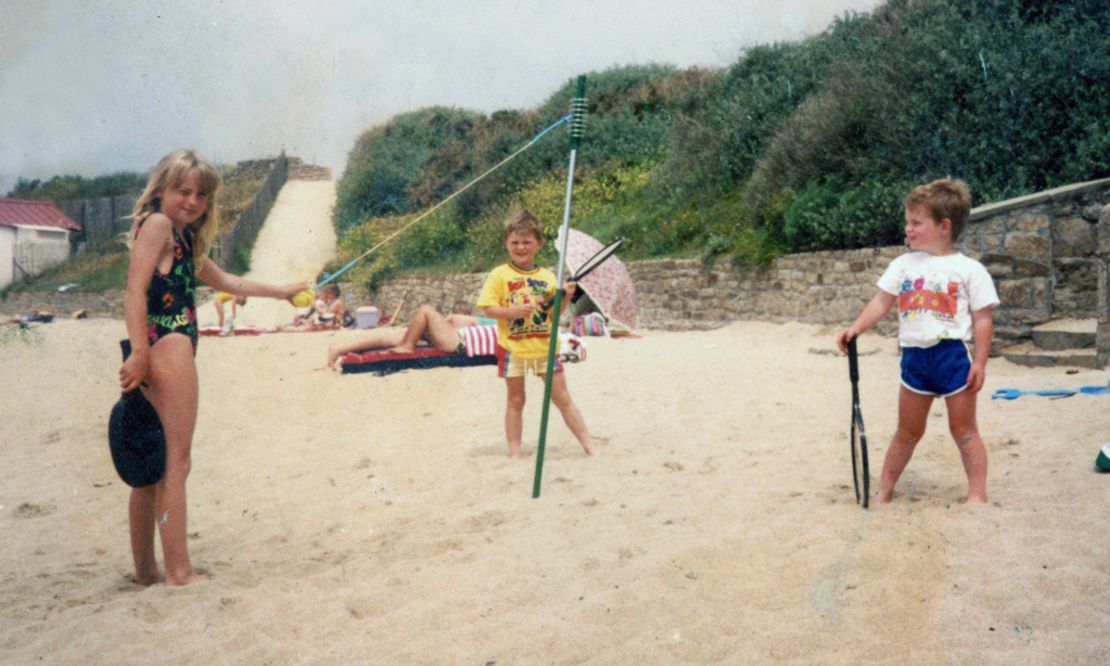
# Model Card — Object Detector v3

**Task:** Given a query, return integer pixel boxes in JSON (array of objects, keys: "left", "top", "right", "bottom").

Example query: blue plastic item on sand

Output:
[{"left": 991, "top": 385, "right": 1110, "bottom": 400}]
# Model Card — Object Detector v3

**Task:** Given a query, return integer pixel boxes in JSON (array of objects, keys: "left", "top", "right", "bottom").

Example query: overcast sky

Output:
[{"left": 0, "top": 0, "right": 881, "bottom": 193}]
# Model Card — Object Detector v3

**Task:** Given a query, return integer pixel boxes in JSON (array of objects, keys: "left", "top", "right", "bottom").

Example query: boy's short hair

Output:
[
  {"left": 503, "top": 209, "right": 544, "bottom": 242},
  {"left": 904, "top": 178, "right": 972, "bottom": 240},
  {"left": 321, "top": 283, "right": 340, "bottom": 298}
]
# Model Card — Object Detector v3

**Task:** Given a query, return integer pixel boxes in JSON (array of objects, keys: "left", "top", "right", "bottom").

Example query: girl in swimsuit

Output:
[{"left": 119, "top": 149, "right": 304, "bottom": 587}]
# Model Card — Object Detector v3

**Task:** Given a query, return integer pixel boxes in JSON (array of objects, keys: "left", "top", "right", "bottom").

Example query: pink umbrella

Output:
[{"left": 560, "top": 228, "right": 638, "bottom": 330}]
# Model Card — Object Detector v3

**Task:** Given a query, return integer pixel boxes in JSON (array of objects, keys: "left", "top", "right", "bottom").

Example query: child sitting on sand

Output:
[
  {"left": 477, "top": 210, "right": 594, "bottom": 458},
  {"left": 837, "top": 178, "right": 999, "bottom": 504}
]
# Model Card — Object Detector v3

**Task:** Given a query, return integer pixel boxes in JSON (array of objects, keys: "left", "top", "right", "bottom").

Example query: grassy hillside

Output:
[{"left": 332, "top": 0, "right": 1110, "bottom": 288}]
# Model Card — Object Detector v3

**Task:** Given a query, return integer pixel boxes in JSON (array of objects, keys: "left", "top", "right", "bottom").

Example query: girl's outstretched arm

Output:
[{"left": 196, "top": 257, "right": 303, "bottom": 302}]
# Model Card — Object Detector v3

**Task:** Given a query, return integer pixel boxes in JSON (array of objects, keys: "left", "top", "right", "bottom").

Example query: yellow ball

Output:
[{"left": 292, "top": 290, "right": 315, "bottom": 308}]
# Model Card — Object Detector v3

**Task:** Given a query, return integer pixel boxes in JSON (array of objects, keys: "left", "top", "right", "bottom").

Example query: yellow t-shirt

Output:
[{"left": 477, "top": 263, "right": 557, "bottom": 359}]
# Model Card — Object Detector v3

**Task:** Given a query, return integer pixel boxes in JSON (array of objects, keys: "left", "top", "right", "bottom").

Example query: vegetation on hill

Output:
[
  {"left": 332, "top": 0, "right": 1110, "bottom": 287},
  {"left": 6, "top": 172, "right": 148, "bottom": 201}
]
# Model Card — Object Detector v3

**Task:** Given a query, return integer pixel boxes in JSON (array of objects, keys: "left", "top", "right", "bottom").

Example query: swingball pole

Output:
[{"left": 533, "top": 75, "right": 587, "bottom": 499}]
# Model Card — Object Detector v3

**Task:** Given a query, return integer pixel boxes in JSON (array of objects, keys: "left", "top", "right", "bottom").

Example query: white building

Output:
[{"left": 0, "top": 198, "right": 81, "bottom": 289}]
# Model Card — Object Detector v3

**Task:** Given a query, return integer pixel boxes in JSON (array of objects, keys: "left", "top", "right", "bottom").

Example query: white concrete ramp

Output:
[{"left": 202, "top": 179, "right": 338, "bottom": 328}]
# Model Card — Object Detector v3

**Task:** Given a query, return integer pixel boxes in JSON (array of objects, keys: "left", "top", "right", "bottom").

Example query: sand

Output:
[
  {"left": 1, "top": 316, "right": 1108, "bottom": 664},
  {"left": 3, "top": 179, "right": 1108, "bottom": 663}
]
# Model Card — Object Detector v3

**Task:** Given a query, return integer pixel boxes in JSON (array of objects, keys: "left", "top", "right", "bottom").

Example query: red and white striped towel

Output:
[{"left": 462, "top": 324, "right": 499, "bottom": 357}]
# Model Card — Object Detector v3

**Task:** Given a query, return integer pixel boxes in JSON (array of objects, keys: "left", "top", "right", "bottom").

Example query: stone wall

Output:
[{"left": 960, "top": 177, "right": 1110, "bottom": 341}]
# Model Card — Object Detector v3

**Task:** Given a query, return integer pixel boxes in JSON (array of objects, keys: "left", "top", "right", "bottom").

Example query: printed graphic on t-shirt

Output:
[
  {"left": 506, "top": 276, "right": 553, "bottom": 339},
  {"left": 897, "top": 276, "right": 961, "bottom": 325}
]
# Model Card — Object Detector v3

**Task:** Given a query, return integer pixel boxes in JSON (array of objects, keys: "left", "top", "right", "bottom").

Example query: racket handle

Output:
[{"left": 847, "top": 337, "right": 860, "bottom": 383}]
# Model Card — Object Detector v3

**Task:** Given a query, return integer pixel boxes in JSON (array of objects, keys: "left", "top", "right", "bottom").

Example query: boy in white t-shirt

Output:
[{"left": 837, "top": 178, "right": 1000, "bottom": 504}]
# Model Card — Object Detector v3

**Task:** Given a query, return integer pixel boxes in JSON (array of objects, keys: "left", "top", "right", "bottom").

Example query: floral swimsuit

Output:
[{"left": 139, "top": 220, "right": 198, "bottom": 353}]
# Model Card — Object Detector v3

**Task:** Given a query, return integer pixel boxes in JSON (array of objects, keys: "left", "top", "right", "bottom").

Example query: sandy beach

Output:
[{"left": 1, "top": 315, "right": 1108, "bottom": 664}]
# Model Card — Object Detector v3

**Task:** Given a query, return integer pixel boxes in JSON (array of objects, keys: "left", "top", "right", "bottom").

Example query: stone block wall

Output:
[{"left": 961, "top": 178, "right": 1110, "bottom": 343}]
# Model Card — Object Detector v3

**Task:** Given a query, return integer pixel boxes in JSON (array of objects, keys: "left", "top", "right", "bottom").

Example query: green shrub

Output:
[{"left": 782, "top": 178, "right": 908, "bottom": 251}]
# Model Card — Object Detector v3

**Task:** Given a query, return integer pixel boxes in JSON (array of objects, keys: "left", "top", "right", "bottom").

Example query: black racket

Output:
[
  {"left": 847, "top": 338, "right": 870, "bottom": 508},
  {"left": 108, "top": 340, "right": 166, "bottom": 487},
  {"left": 563, "top": 236, "right": 625, "bottom": 304}
]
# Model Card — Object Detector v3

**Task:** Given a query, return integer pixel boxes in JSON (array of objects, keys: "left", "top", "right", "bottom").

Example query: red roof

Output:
[{"left": 0, "top": 198, "right": 81, "bottom": 231}]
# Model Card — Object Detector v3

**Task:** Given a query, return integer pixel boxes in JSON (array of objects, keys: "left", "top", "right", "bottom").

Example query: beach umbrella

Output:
[{"left": 560, "top": 228, "right": 638, "bottom": 330}]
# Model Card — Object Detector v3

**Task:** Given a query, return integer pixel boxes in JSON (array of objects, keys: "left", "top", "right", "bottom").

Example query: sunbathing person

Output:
[{"left": 325, "top": 305, "right": 482, "bottom": 370}]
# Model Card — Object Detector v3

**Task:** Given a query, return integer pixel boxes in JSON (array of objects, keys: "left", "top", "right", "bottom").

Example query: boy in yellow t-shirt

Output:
[{"left": 478, "top": 210, "right": 595, "bottom": 459}]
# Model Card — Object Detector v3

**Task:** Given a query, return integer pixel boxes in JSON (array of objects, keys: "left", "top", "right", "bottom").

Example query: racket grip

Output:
[{"left": 847, "top": 337, "right": 860, "bottom": 383}]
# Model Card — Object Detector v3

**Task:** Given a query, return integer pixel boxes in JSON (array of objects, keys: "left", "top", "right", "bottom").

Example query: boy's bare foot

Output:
[
  {"left": 581, "top": 440, "right": 596, "bottom": 456},
  {"left": 507, "top": 444, "right": 523, "bottom": 459},
  {"left": 964, "top": 494, "right": 988, "bottom": 504},
  {"left": 875, "top": 488, "right": 895, "bottom": 503},
  {"left": 164, "top": 570, "right": 206, "bottom": 587},
  {"left": 133, "top": 570, "right": 164, "bottom": 587}
]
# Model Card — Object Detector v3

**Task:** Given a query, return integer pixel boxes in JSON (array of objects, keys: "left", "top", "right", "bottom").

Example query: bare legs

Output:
[
  {"left": 389, "top": 305, "right": 460, "bottom": 354},
  {"left": 129, "top": 333, "right": 203, "bottom": 586},
  {"left": 505, "top": 377, "right": 526, "bottom": 458},
  {"left": 877, "top": 387, "right": 930, "bottom": 502},
  {"left": 550, "top": 372, "right": 595, "bottom": 455},
  {"left": 945, "top": 389, "right": 988, "bottom": 503},
  {"left": 128, "top": 485, "right": 161, "bottom": 585},
  {"left": 877, "top": 385, "right": 988, "bottom": 504},
  {"left": 326, "top": 328, "right": 406, "bottom": 369},
  {"left": 503, "top": 371, "right": 594, "bottom": 458}
]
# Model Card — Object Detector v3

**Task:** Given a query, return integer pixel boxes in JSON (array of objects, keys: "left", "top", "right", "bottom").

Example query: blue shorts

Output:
[{"left": 900, "top": 340, "right": 972, "bottom": 397}]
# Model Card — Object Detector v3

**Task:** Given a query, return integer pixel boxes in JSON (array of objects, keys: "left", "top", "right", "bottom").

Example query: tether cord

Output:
[{"left": 316, "top": 113, "right": 572, "bottom": 289}]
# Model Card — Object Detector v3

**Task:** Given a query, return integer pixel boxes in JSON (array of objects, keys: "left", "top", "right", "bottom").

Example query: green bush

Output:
[
  {"left": 328, "top": 0, "right": 1110, "bottom": 287},
  {"left": 782, "top": 178, "right": 908, "bottom": 251}
]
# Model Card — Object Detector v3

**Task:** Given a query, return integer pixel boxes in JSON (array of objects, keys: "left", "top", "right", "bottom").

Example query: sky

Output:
[{"left": 0, "top": 0, "right": 882, "bottom": 193}]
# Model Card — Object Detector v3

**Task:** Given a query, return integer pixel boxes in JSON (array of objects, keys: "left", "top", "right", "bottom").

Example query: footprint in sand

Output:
[{"left": 15, "top": 502, "right": 56, "bottom": 519}]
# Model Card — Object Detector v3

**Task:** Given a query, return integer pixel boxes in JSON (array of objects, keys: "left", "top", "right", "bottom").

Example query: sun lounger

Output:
[{"left": 340, "top": 347, "right": 498, "bottom": 376}]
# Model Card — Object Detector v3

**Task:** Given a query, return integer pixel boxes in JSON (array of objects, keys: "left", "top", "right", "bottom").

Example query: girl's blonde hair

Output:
[{"left": 129, "top": 149, "right": 221, "bottom": 257}]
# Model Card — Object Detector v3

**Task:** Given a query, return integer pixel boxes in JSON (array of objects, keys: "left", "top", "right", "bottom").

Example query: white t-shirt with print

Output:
[{"left": 877, "top": 251, "right": 1000, "bottom": 348}]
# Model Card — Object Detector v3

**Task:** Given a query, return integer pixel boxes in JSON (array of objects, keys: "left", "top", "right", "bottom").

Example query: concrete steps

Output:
[{"left": 1001, "top": 319, "right": 1098, "bottom": 369}]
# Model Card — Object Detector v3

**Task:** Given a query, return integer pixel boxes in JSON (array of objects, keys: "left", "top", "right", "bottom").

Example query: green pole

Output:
[{"left": 533, "top": 75, "right": 587, "bottom": 499}]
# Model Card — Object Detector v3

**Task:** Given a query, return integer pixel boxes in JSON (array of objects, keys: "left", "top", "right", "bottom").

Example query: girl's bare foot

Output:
[
  {"left": 387, "top": 344, "right": 415, "bottom": 355},
  {"left": 508, "top": 444, "right": 523, "bottom": 459},
  {"left": 326, "top": 346, "right": 341, "bottom": 371},
  {"left": 964, "top": 494, "right": 988, "bottom": 504}
]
